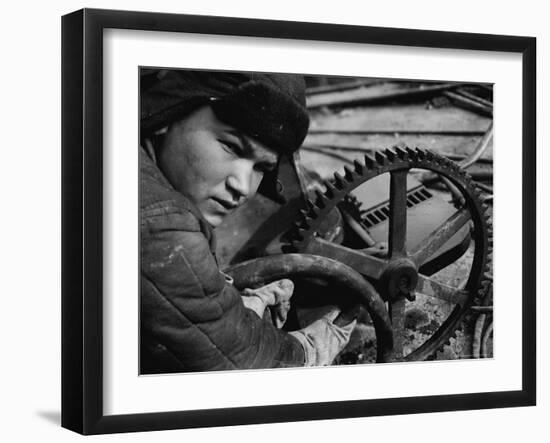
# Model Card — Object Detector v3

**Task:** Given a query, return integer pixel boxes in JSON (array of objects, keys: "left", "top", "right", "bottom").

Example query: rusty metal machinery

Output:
[
  {"left": 287, "top": 146, "right": 493, "bottom": 361},
  {"left": 220, "top": 145, "right": 492, "bottom": 363}
]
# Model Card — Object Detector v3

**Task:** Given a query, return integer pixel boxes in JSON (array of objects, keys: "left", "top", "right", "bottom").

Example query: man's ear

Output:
[
  {"left": 148, "top": 127, "right": 169, "bottom": 152},
  {"left": 140, "top": 125, "right": 168, "bottom": 147}
]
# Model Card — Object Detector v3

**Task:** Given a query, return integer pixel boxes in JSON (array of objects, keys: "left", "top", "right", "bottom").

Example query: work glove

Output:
[
  {"left": 241, "top": 279, "right": 294, "bottom": 328},
  {"left": 289, "top": 308, "right": 356, "bottom": 367}
]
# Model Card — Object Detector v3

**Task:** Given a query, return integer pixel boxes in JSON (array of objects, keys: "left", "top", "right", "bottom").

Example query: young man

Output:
[{"left": 140, "top": 69, "right": 355, "bottom": 373}]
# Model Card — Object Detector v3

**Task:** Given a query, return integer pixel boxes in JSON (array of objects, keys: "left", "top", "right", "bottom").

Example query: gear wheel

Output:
[{"left": 288, "top": 146, "right": 493, "bottom": 362}]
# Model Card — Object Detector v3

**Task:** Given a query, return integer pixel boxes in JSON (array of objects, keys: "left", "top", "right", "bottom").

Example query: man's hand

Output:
[
  {"left": 289, "top": 307, "right": 356, "bottom": 366},
  {"left": 241, "top": 279, "right": 294, "bottom": 328}
]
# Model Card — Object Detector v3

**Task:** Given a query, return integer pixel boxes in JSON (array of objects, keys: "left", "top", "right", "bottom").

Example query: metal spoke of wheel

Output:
[
  {"left": 304, "top": 236, "right": 387, "bottom": 279},
  {"left": 389, "top": 297, "right": 407, "bottom": 360},
  {"left": 410, "top": 208, "right": 471, "bottom": 267},
  {"left": 388, "top": 169, "right": 409, "bottom": 258},
  {"left": 416, "top": 275, "right": 470, "bottom": 305}
]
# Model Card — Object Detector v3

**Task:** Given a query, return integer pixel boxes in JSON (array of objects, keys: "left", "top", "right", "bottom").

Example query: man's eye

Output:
[{"left": 220, "top": 140, "right": 242, "bottom": 156}]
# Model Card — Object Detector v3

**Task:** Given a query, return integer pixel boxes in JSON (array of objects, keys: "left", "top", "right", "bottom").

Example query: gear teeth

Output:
[
  {"left": 375, "top": 151, "right": 388, "bottom": 166},
  {"left": 314, "top": 189, "right": 328, "bottom": 208},
  {"left": 300, "top": 208, "right": 315, "bottom": 223},
  {"left": 448, "top": 161, "right": 460, "bottom": 173},
  {"left": 385, "top": 148, "right": 397, "bottom": 161},
  {"left": 364, "top": 154, "right": 376, "bottom": 168},
  {"left": 394, "top": 146, "right": 409, "bottom": 160},
  {"left": 323, "top": 180, "right": 337, "bottom": 198},
  {"left": 414, "top": 147, "right": 426, "bottom": 159},
  {"left": 343, "top": 165, "right": 355, "bottom": 182},
  {"left": 291, "top": 217, "right": 308, "bottom": 232},
  {"left": 333, "top": 172, "right": 345, "bottom": 189},
  {"left": 405, "top": 147, "right": 417, "bottom": 159},
  {"left": 292, "top": 220, "right": 303, "bottom": 231},
  {"left": 353, "top": 159, "right": 364, "bottom": 174}
]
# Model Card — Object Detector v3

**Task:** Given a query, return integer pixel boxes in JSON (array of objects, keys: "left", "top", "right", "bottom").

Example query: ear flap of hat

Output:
[{"left": 257, "top": 165, "right": 286, "bottom": 204}]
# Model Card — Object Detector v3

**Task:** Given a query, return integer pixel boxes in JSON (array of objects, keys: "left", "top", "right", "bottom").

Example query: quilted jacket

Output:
[{"left": 140, "top": 146, "right": 305, "bottom": 373}]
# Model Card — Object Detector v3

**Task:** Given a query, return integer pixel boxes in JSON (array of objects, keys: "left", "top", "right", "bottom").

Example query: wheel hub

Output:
[{"left": 380, "top": 257, "right": 418, "bottom": 301}]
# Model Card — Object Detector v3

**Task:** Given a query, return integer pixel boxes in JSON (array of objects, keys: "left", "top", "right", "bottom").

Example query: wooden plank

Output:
[
  {"left": 303, "top": 134, "right": 493, "bottom": 159},
  {"left": 306, "top": 82, "right": 403, "bottom": 108},
  {"left": 306, "top": 82, "right": 463, "bottom": 109},
  {"left": 309, "top": 104, "right": 492, "bottom": 133}
]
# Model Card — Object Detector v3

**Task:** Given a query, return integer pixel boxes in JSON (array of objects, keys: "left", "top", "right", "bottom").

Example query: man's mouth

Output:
[{"left": 212, "top": 197, "right": 238, "bottom": 211}]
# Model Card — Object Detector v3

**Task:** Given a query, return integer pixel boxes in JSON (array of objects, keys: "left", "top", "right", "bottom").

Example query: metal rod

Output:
[
  {"left": 460, "top": 122, "right": 494, "bottom": 169},
  {"left": 340, "top": 207, "right": 377, "bottom": 247},
  {"left": 455, "top": 88, "right": 494, "bottom": 107},
  {"left": 481, "top": 321, "right": 494, "bottom": 358},
  {"left": 411, "top": 209, "right": 470, "bottom": 266},
  {"left": 389, "top": 170, "right": 409, "bottom": 257},
  {"left": 389, "top": 298, "right": 406, "bottom": 361},
  {"left": 441, "top": 176, "right": 465, "bottom": 206},
  {"left": 476, "top": 182, "right": 493, "bottom": 193},
  {"left": 443, "top": 91, "right": 493, "bottom": 117},
  {"left": 472, "top": 313, "right": 486, "bottom": 358}
]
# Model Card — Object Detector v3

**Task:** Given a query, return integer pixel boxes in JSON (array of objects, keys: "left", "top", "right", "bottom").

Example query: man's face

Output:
[{"left": 157, "top": 106, "right": 279, "bottom": 227}]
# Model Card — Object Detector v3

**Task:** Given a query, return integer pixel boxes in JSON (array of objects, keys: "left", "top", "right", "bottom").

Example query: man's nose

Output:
[{"left": 226, "top": 160, "right": 260, "bottom": 201}]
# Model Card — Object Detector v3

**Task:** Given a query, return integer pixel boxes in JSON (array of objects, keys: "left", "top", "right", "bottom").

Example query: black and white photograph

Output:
[
  {"left": 2, "top": 0, "right": 547, "bottom": 441},
  {"left": 139, "top": 68, "right": 494, "bottom": 373},
  {"left": 57, "top": 6, "right": 537, "bottom": 437}
]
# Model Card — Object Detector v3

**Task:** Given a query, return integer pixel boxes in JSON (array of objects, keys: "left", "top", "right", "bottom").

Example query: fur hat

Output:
[{"left": 140, "top": 69, "right": 310, "bottom": 153}]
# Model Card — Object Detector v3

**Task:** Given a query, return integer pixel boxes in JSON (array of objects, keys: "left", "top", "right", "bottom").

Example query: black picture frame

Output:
[{"left": 61, "top": 8, "right": 536, "bottom": 435}]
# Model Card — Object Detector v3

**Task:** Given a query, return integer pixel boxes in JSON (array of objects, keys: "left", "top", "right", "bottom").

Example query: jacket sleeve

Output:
[{"left": 140, "top": 205, "right": 305, "bottom": 372}]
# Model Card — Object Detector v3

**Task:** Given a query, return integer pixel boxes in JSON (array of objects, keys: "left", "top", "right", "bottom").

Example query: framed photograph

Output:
[{"left": 62, "top": 8, "right": 536, "bottom": 435}]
